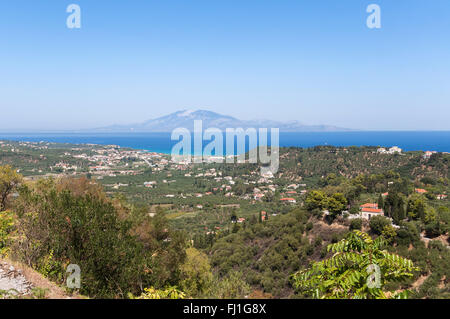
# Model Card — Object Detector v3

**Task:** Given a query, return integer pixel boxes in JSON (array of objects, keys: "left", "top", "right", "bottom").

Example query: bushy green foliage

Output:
[
  {"left": 0, "top": 165, "right": 22, "bottom": 211},
  {"left": 8, "top": 177, "right": 189, "bottom": 298},
  {"left": 407, "top": 195, "right": 427, "bottom": 221},
  {"left": 131, "top": 286, "right": 186, "bottom": 299},
  {"left": 402, "top": 240, "right": 450, "bottom": 299},
  {"left": 292, "top": 230, "right": 418, "bottom": 299},
  {"left": 305, "top": 191, "right": 347, "bottom": 216},
  {"left": 208, "top": 208, "right": 347, "bottom": 297},
  {"left": 381, "top": 225, "right": 397, "bottom": 243},
  {"left": 395, "top": 221, "right": 421, "bottom": 246},
  {"left": 11, "top": 180, "right": 146, "bottom": 297},
  {"left": 179, "top": 247, "right": 213, "bottom": 297},
  {"left": 349, "top": 218, "right": 362, "bottom": 231},
  {"left": 384, "top": 192, "right": 406, "bottom": 224},
  {"left": 210, "top": 210, "right": 305, "bottom": 295},
  {"left": 208, "top": 271, "right": 251, "bottom": 299},
  {"left": 0, "top": 210, "right": 15, "bottom": 256},
  {"left": 369, "top": 216, "right": 391, "bottom": 235}
]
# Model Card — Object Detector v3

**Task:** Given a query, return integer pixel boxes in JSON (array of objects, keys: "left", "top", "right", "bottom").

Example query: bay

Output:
[{"left": 0, "top": 131, "right": 448, "bottom": 154}]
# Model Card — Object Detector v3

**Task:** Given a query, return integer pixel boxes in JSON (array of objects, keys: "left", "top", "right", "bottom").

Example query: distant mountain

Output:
[{"left": 94, "top": 109, "right": 350, "bottom": 132}]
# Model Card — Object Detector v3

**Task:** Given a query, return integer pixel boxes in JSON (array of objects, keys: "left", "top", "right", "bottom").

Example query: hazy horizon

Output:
[{"left": 1, "top": 1, "right": 449, "bottom": 131}]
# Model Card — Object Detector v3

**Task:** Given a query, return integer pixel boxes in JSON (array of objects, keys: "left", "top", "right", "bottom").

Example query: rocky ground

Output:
[
  {"left": 0, "top": 259, "right": 82, "bottom": 299},
  {"left": 0, "top": 261, "right": 33, "bottom": 298}
]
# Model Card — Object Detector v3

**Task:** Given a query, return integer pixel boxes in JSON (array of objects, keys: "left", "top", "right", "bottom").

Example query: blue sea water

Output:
[{"left": 0, "top": 131, "right": 449, "bottom": 154}]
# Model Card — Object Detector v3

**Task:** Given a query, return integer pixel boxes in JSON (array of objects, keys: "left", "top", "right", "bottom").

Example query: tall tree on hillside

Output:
[
  {"left": 407, "top": 195, "right": 427, "bottom": 221},
  {"left": 378, "top": 194, "right": 384, "bottom": 211},
  {"left": 0, "top": 165, "right": 22, "bottom": 211},
  {"left": 326, "top": 193, "right": 348, "bottom": 216}
]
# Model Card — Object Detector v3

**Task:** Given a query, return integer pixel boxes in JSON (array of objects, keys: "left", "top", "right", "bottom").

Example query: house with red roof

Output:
[
  {"left": 360, "top": 203, "right": 378, "bottom": 209},
  {"left": 360, "top": 207, "right": 384, "bottom": 220}
]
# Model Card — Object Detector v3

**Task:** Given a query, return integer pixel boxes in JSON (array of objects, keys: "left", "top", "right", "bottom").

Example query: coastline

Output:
[{"left": 0, "top": 131, "right": 450, "bottom": 154}]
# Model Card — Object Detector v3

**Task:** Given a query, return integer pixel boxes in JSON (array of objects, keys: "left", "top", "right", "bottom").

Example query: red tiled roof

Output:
[
  {"left": 361, "top": 208, "right": 383, "bottom": 213},
  {"left": 360, "top": 203, "right": 378, "bottom": 208}
]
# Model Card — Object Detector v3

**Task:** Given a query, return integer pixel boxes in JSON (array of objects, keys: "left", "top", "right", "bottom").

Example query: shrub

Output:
[
  {"left": 349, "top": 218, "right": 362, "bottom": 231},
  {"left": 424, "top": 221, "right": 443, "bottom": 238},
  {"left": 331, "top": 233, "right": 340, "bottom": 243},
  {"left": 395, "top": 222, "right": 421, "bottom": 247},
  {"left": 11, "top": 178, "right": 188, "bottom": 298},
  {"left": 0, "top": 210, "right": 15, "bottom": 257},
  {"left": 179, "top": 248, "right": 213, "bottom": 297},
  {"left": 369, "top": 216, "right": 391, "bottom": 235},
  {"left": 131, "top": 286, "right": 186, "bottom": 299},
  {"left": 208, "top": 271, "right": 251, "bottom": 299},
  {"left": 314, "top": 236, "right": 323, "bottom": 247}
]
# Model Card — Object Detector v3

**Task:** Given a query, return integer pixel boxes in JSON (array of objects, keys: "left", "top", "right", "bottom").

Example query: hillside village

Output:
[{"left": 0, "top": 140, "right": 448, "bottom": 234}]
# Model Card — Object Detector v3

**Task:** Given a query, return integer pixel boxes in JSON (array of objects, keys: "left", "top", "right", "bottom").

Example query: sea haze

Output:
[{"left": 0, "top": 131, "right": 449, "bottom": 154}]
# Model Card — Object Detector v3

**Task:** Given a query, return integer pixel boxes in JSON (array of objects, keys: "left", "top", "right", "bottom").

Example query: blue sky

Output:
[{"left": 0, "top": 0, "right": 449, "bottom": 131}]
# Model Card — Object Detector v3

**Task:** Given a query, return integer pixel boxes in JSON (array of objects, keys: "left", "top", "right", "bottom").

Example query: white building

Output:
[
  {"left": 360, "top": 208, "right": 384, "bottom": 220},
  {"left": 377, "top": 146, "right": 402, "bottom": 154},
  {"left": 388, "top": 146, "right": 402, "bottom": 154}
]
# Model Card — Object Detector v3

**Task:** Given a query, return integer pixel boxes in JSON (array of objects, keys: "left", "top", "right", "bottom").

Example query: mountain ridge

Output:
[{"left": 94, "top": 109, "right": 351, "bottom": 132}]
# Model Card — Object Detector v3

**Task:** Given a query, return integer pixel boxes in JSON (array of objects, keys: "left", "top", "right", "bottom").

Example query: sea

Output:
[{"left": 0, "top": 131, "right": 449, "bottom": 154}]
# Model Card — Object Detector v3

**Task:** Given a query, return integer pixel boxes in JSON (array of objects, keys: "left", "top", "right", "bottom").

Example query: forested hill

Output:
[
  {"left": 207, "top": 208, "right": 349, "bottom": 298},
  {"left": 276, "top": 146, "right": 449, "bottom": 184},
  {"left": 204, "top": 170, "right": 449, "bottom": 299}
]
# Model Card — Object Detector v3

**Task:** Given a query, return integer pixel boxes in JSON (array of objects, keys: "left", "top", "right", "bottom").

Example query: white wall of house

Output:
[{"left": 361, "top": 211, "right": 384, "bottom": 220}]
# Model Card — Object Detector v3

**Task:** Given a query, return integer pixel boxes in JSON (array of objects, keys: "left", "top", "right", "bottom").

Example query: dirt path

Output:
[
  {"left": 0, "top": 258, "right": 82, "bottom": 299},
  {"left": 420, "top": 233, "right": 450, "bottom": 249}
]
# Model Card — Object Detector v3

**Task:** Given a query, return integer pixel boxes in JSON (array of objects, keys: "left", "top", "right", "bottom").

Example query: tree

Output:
[
  {"left": 0, "top": 165, "right": 22, "bottom": 211},
  {"left": 305, "top": 190, "right": 326, "bottom": 211},
  {"left": 384, "top": 191, "right": 406, "bottom": 223},
  {"left": 381, "top": 225, "right": 397, "bottom": 243},
  {"left": 407, "top": 195, "right": 427, "bottom": 221},
  {"left": 326, "top": 193, "right": 347, "bottom": 215},
  {"left": 378, "top": 194, "right": 384, "bottom": 210},
  {"left": 208, "top": 271, "right": 251, "bottom": 299},
  {"left": 179, "top": 248, "right": 213, "bottom": 297},
  {"left": 369, "top": 216, "right": 391, "bottom": 235},
  {"left": 350, "top": 218, "right": 362, "bottom": 231},
  {"left": 0, "top": 210, "right": 15, "bottom": 256},
  {"left": 292, "top": 230, "right": 418, "bottom": 299},
  {"left": 306, "top": 191, "right": 347, "bottom": 216}
]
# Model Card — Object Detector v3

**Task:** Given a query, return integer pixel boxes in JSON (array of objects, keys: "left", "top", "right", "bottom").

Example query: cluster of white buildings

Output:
[
  {"left": 423, "top": 151, "right": 437, "bottom": 159},
  {"left": 377, "top": 146, "right": 402, "bottom": 154}
]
